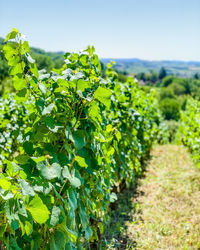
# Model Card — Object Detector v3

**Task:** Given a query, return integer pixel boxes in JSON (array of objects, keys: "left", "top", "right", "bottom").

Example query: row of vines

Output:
[
  {"left": 0, "top": 29, "right": 160, "bottom": 249},
  {"left": 178, "top": 99, "right": 200, "bottom": 166}
]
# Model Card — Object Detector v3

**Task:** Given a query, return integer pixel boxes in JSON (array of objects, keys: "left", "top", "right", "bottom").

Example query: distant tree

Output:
[
  {"left": 194, "top": 73, "right": 199, "bottom": 79},
  {"left": 192, "top": 85, "right": 200, "bottom": 98},
  {"left": 54, "top": 58, "right": 64, "bottom": 69},
  {"left": 170, "top": 82, "right": 186, "bottom": 96},
  {"left": 100, "top": 62, "right": 105, "bottom": 71},
  {"left": 0, "top": 51, "right": 9, "bottom": 81},
  {"left": 149, "top": 70, "right": 158, "bottom": 84},
  {"left": 160, "top": 98, "right": 180, "bottom": 121},
  {"left": 136, "top": 72, "right": 146, "bottom": 81},
  {"left": 179, "top": 79, "right": 193, "bottom": 95},
  {"left": 30, "top": 48, "right": 46, "bottom": 55},
  {"left": 161, "top": 76, "right": 174, "bottom": 87},
  {"left": 0, "top": 77, "right": 14, "bottom": 95},
  {"left": 118, "top": 73, "right": 128, "bottom": 83},
  {"left": 140, "top": 85, "right": 152, "bottom": 93},
  {"left": 155, "top": 81, "right": 160, "bottom": 87},
  {"left": 178, "top": 95, "right": 188, "bottom": 110},
  {"left": 123, "top": 70, "right": 128, "bottom": 76},
  {"left": 34, "top": 54, "right": 54, "bottom": 72},
  {"left": 159, "top": 67, "right": 167, "bottom": 80},
  {"left": 159, "top": 87, "right": 175, "bottom": 100},
  {"left": 30, "top": 48, "right": 64, "bottom": 71},
  {"left": 100, "top": 62, "right": 106, "bottom": 78},
  {"left": 144, "top": 70, "right": 159, "bottom": 85}
]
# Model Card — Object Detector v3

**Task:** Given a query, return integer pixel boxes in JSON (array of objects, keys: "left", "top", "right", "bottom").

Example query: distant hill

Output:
[
  {"left": 101, "top": 58, "right": 200, "bottom": 77},
  {"left": 1, "top": 37, "right": 199, "bottom": 77}
]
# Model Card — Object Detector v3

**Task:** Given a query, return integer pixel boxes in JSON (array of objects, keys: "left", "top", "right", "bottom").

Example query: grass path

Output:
[{"left": 127, "top": 145, "right": 200, "bottom": 249}]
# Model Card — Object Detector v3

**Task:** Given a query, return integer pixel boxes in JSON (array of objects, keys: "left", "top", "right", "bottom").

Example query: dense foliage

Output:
[
  {"left": 137, "top": 72, "right": 200, "bottom": 121},
  {"left": 0, "top": 29, "right": 160, "bottom": 249},
  {"left": 178, "top": 99, "right": 200, "bottom": 165},
  {"left": 0, "top": 36, "right": 64, "bottom": 95},
  {"left": 157, "top": 120, "right": 179, "bottom": 144},
  {"left": 159, "top": 98, "right": 180, "bottom": 121}
]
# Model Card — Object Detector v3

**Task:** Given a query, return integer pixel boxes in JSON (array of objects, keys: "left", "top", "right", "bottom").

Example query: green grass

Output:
[{"left": 102, "top": 145, "right": 200, "bottom": 249}]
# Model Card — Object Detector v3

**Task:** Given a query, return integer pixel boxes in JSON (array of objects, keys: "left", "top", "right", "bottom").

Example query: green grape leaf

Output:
[
  {"left": 0, "top": 224, "right": 7, "bottom": 238},
  {"left": 86, "top": 45, "right": 95, "bottom": 56},
  {"left": 23, "top": 141, "right": 34, "bottom": 155},
  {"left": 15, "top": 155, "right": 30, "bottom": 164},
  {"left": 75, "top": 156, "right": 88, "bottom": 168},
  {"left": 0, "top": 179, "right": 11, "bottom": 190},
  {"left": 8, "top": 237, "right": 21, "bottom": 250},
  {"left": 62, "top": 166, "right": 71, "bottom": 179},
  {"left": 30, "top": 63, "right": 39, "bottom": 78},
  {"left": 10, "top": 64, "right": 23, "bottom": 75},
  {"left": 65, "top": 128, "right": 85, "bottom": 150},
  {"left": 79, "top": 202, "right": 88, "bottom": 229},
  {"left": 17, "top": 88, "right": 27, "bottom": 97},
  {"left": 5, "top": 201, "right": 19, "bottom": 230},
  {"left": 94, "top": 87, "right": 112, "bottom": 108},
  {"left": 88, "top": 102, "right": 102, "bottom": 125},
  {"left": 50, "top": 206, "right": 61, "bottom": 226},
  {"left": 5, "top": 28, "right": 19, "bottom": 41},
  {"left": 25, "top": 221, "right": 32, "bottom": 236},
  {"left": 57, "top": 78, "right": 69, "bottom": 88},
  {"left": 13, "top": 77, "right": 27, "bottom": 91},
  {"left": 77, "top": 79, "right": 91, "bottom": 92},
  {"left": 22, "top": 41, "right": 30, "bottom": 52},
  {"left": 110, "top": 192, "right": 118, "bottom": 202},
  {"left": 45, "top": 117, "right": 60, "bottom": 133},
  {"left": 68, "top": 176, "right": 81, "bottom": 188},
  {"left": 20, "top": 179, "right": 35, "bottom": 197},
  {"left": 85, "top": 225, "right": 93, "bottom": 240},
  {"left": 42, "top": 103, "right": 55, "bottom": 116},
  {"left": 73, "top": 130, "right": 85, "bottom": 150},
  {"left": 65, "top": 126, "right": 74, "bottom": 141},
  {"left": 50, "top": 231, "right": 65, "bottom": 250},
  {"left": 36, "top": 161, "right": 61, "bottom": 180},
  {"left": 27, "top": 195, "right": 50, "bottom": 224},
  {"left": 26, "top": 53, "right": 35, "bottom": 64},
  {"left": 67, "top": 188, "right": 77, "bottom": 210},
  {"left": 38, "top": 82, "right": 47, "bottom": 95},
  {"left": 62, "top": 167, "right": 81, "bottom": 188}
]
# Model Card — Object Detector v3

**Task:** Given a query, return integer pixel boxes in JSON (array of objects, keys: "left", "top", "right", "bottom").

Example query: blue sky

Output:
[{"left": 0, "top": 0, "right": 199, "bottom": 60}]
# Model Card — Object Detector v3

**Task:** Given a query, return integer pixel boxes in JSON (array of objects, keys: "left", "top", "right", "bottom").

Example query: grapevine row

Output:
[
  {"left": 0, "top": 29, "right": 160, "bottom": 249},
  {"left": 178, "top": 99, "right": 200, "bottom": 166}
]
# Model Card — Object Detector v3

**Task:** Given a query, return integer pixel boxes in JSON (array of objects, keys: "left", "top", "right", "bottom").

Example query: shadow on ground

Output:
[{"left": 100, "top": 169, "right": 149, "bottom": 249}]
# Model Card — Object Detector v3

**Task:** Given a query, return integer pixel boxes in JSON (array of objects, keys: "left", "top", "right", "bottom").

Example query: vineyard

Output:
[{"left": 0, "top": 29, "right": 199, "bottom": 249}]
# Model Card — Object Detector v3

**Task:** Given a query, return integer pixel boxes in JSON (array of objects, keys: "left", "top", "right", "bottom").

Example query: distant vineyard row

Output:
[
  {"left": 178, "top": 99, "right": 200, "bottom": 166},
  {"left": 0, "top": 29, "right": 160, "bottom": 249}
]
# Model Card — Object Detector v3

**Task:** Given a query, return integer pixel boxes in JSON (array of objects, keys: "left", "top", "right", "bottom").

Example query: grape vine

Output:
[
  {"left": 178, "top": 99, "right": 200, "bottom": 166},
  {"left": 0, "top": 29, "right": 160, "bottom": 249}
]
